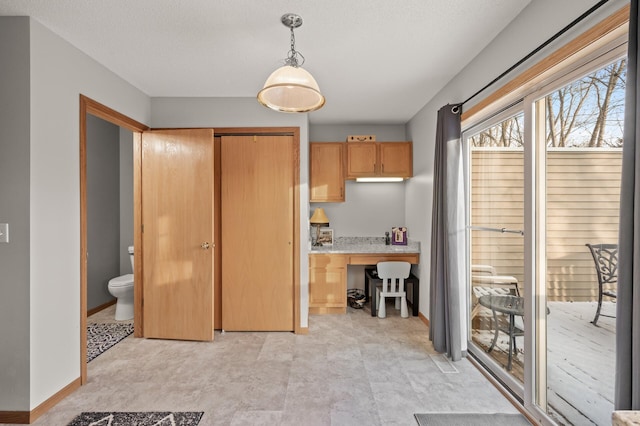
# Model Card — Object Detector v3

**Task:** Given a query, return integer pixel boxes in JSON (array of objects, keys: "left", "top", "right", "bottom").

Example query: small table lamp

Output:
[{"left": 310, "top": 208, "right": 330, "bottom": 246}]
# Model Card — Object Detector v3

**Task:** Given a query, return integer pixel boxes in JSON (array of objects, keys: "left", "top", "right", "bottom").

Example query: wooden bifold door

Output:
[
  {"left": 139, "top": 130, "right": 296, "bottom": 339},
  {"left": 221, "top": 135, "right": 295, "bottom": 331}
]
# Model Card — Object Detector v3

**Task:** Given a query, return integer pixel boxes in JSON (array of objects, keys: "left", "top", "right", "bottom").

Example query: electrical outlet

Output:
[{"left": 0, "top": 223, "right": 8, "bottom": 243}]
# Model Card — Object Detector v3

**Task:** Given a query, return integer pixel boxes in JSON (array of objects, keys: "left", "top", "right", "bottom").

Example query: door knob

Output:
[{"left": 201, "top": 242, "right": 210, "bottom": 250}]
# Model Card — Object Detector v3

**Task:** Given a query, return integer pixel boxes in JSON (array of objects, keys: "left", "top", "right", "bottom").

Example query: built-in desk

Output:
[{"left": 309, "top": 237, "right": 420, "bottom": 315}]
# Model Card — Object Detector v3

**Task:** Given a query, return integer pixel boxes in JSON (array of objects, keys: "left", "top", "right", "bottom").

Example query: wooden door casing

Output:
[{"left": 213, "top": 136, "right": 222, "bottom": 329}]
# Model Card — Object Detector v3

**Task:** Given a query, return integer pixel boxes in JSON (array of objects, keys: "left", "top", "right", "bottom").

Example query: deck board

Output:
[
  {"left": 547, "top": 301, "right": 615, "bottom": 426},
  {"left": 472, "top": 301, "right": 615, "bottom": 425}
]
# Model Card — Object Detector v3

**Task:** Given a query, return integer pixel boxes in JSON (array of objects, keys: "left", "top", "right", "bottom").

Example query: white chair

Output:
[
  {"left": 471, "top": 264, "right": 519, "bottom": 319},
  {"left": 471, "top": 264, "right": 496, "bottom": 276},
  {"left": 376, "top": 261, "right": 411, "bottom": 318}
]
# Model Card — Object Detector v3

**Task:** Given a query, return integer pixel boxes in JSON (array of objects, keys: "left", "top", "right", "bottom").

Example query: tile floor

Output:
[{"left": 28, "top": 304, "right": 521, "bottom": 426}]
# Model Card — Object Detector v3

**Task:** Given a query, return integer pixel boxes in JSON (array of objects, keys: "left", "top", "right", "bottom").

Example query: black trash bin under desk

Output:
[{"left": 364, "top": 267, "right": 419, "bottom": 317}]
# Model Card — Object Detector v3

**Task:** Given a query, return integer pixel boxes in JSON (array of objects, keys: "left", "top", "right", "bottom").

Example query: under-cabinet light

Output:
[{"left": 355, "top": 177, "right": 404, "bottom": 183}]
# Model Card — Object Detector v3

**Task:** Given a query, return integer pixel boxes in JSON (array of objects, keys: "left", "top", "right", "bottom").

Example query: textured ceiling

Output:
[{"left": 0, "top": 0, "right": 531, "bottom": 124}]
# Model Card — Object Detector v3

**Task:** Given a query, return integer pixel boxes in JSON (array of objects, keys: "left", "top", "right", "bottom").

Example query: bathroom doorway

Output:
[
  {"left": 85, "top": 114, "right": 133, "bottom": 317},
  {"left": 79, "top": 95, "right": 148, "bottom": 384}
]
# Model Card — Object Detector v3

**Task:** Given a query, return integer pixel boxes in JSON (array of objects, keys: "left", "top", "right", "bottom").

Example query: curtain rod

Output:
[{"left": 457, "top": 0, "right": 610, "bottom": 111}]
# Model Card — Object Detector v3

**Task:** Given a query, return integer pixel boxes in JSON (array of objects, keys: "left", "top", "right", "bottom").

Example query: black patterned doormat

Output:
[
  {"left": 68, "top": 412, "right": 204, "bottom": 425},
  {"left": 414, "top": 412, "right": 530, "bottom": 425},
  {"left": 87, "top": 323, "right": 134, "bottom": 362}
]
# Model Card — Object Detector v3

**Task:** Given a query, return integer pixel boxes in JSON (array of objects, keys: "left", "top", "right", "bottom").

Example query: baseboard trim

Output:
[
  {"left": 418, "top": 312, "right": 429, "bottom": 327},
  {"left": 87, "top": 299, "right": 116, "bottom": 317},
  {"left": 0, "top": 411, "right": 30, "bottom": 424},
  {"left": 0, "top": 377, "right": 81, "bottom": 424},
  {"left": 30, "top": 377, "right": 81, "bottom": 423},
  {"left": 296, "top": 326, "right": 309, "bottom": 335}
]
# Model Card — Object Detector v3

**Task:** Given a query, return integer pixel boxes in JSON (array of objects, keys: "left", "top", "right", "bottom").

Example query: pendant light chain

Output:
[
  {"left": 290, "top": 26, "right": 296, "bottom": 56},
  {"left": 286, "top": 24, "right": 305, "bottom": 68}
]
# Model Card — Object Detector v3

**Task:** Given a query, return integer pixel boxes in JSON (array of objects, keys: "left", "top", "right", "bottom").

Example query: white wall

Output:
[
  {"left": 405, "top": 0, "right": 629, "bottom": 322},
  {"left": 151, "top": 97, "right": 311, "bottom": 327},
  {"left": 309, "top": 124, "right": 406, "bottom": 142},
  {"left": 28, "top": 18, "right": 150, "bottom": 409},
  {"left": 0, "top": 16, "right": 31, "bottom": 412}
]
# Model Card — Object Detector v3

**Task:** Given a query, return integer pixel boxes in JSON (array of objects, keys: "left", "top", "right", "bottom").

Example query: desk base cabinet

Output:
[
  {"left": 309, "top": 253, "right": 420, "bottom": 315},
  {"left": 309, "top": 254, "right": 347, "bottom": 314}
]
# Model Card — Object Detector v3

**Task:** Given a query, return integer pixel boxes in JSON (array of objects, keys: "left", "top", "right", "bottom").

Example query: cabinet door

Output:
[
  {"left": 346, "top": 142, "right": 377, "bottom": 178},
  {"left": 309, "top": 255, "right": 347, "bottom": 313},
  {"left": 310, "top": 142, "right": 345, "bottom": 202},
  {"left": 380, "top": 142, "right": 413, "bottom": 177}
]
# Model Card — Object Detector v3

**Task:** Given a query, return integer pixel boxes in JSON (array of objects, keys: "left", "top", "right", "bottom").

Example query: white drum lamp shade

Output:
[{"left": 258, "top": 65, "right": 325, "bottom": 113}]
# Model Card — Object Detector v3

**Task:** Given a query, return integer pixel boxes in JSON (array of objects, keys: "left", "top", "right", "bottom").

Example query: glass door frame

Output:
[
  {"left": 527, "top": 43, "right": 627, "bottom": 423},
  {"left": 463, "top": 102, "right": 527, "bottom": 399},
  {"left": 464, "top": 41, "right": 627, "bottom": 425}
]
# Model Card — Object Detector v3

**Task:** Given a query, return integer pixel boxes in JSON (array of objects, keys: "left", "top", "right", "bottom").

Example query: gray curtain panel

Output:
[
  {"left": 616, "top": 0, "right": 640, "bottom": 411},
  {"left": 429, "top": 104, "right": 465, "bottom": 361}
]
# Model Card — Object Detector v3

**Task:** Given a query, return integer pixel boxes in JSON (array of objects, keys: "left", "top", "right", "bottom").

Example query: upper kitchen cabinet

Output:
[
  {"left": 346, "top": 142, "right": 413, "bottom": 179},
  {"left": 379, "top": 142, "right": 413, "bottom": 177},
  {"left": 310, "top": 142, "right": 345, "bottom": 202}
]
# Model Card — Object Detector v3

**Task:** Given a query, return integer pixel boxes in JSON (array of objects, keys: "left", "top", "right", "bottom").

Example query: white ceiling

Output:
[{"left": 0, "top": 0, "right": 531, "bottom": 124}]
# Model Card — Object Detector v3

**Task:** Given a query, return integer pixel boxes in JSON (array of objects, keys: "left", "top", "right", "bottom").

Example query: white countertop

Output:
[{"left": 309, "top": 237, "right": 420, "bottom": 254}]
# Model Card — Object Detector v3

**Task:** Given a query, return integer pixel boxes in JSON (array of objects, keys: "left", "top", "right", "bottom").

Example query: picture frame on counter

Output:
[
  {"left": 317, "top": 228, "right": 334, "bottom": 246},
  {"left": 391, "top": 227, "right": 407, "bottom": 245}
]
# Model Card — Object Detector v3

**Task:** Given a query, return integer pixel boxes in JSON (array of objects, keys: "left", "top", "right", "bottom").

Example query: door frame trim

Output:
[{"left": 79, "top": 95, "right": 148, "bottom": 384}]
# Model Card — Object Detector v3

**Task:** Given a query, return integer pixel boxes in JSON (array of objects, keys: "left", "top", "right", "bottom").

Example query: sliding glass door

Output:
[
  {"left": 465, "top": 106, "right": 526, "bottom": 396},
  {"left": 464, "top": 47, "right": 625, "bottom": 424},
  {"left": 535, "top": 54, "right": 625, "bottom": 425}
]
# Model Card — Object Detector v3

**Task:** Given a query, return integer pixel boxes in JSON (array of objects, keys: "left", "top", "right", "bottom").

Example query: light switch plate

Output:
[{"left": 0, "top": 223, "right": 8, "bottom": 243}]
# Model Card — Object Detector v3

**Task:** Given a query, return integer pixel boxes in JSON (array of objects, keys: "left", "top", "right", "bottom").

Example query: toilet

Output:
[{"left": 107, "top": 246, "right": 134, "bottom": 321}]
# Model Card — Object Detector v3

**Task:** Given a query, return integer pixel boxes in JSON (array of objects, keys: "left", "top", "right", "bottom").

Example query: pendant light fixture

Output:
[{"left": 257, "top": 13, "right": 325, "bottom": 113}]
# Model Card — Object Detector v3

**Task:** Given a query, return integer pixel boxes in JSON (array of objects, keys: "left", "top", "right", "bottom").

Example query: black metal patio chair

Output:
[{"left": 585, "top": 243, "right": 618, "bottom": 326}]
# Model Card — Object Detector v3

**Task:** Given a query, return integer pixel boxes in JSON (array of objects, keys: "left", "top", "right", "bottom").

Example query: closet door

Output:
[
  {"left": 221, "top": 135, "right": 294, "bottom": 331},
  {"left": 141, "top": 129, "right": 214, "bottom": 341}
]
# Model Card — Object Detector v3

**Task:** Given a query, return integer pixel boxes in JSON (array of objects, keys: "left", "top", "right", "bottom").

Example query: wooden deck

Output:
[
  {"left": 547, "top": 301, "right": 615, "bottom": 426},
  {"left": 472, "top": 301, "right": 615, "bottom": 426}
]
